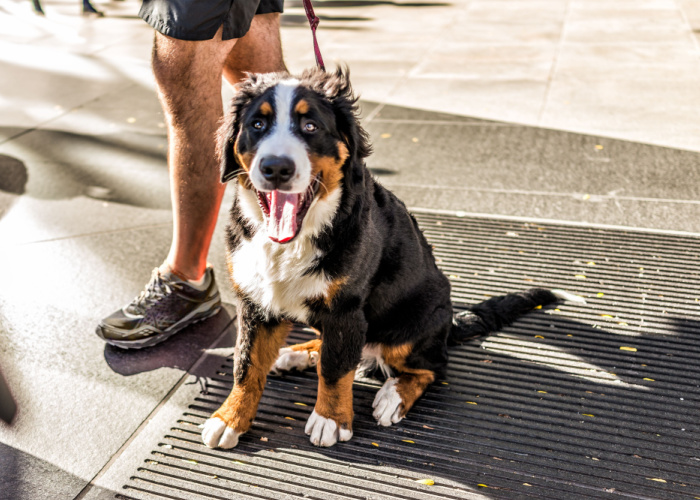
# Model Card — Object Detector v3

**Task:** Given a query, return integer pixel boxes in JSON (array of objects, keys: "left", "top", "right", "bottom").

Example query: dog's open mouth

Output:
[{"left": 256, "top": 176, "right": 320, "bottom": 243}]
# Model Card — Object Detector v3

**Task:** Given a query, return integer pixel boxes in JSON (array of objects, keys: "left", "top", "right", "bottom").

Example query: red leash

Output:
[{"left": 302, "top": 0, "right": 326, "bottom": 71}]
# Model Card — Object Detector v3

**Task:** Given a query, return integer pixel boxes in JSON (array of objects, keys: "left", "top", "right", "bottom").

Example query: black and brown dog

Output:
[{"left": 202, "top": 68, "right": 582, "bottom": 449}]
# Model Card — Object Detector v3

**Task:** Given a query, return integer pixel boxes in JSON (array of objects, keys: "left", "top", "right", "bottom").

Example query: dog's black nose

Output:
[{"left": 260, "top": 156, "right": 295, "bottom": 187}]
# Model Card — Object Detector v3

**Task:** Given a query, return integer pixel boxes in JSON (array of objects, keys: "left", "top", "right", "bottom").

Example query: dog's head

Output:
[{"left": 219, "top": 67, "right": 371, "bottom": 244}]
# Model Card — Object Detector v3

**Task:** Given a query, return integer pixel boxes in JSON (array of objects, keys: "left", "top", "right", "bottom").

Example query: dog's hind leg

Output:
[
  {"left": 372, "top": 344, "right": 436, "bottom": 427},
  {"left": 270, "top": 338, "right": 322, "bottom": 375},
  {"left": 202, "top": 312, "right": 291, "bottom": 449}
]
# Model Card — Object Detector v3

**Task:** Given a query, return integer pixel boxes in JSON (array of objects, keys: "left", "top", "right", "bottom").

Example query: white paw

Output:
[
  {"left": 201, "top": 417, "right": 242, "bottom": 449},
  {"left": 372, "top": 378, "right": 404, "bottom": 427},
  {"left": 270, "top": 347, "right": 319, "bottom": 375},
  {"left": 304, "top": 410, "right": 352, "bottom": 447}
]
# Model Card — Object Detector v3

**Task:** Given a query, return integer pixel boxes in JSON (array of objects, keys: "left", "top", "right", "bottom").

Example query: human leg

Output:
[
  {"left": 97, "top": 13, "right": 286, "bottom": 348},
  {"left": 153, "top": 26, "right": 237, "bottom": 282}
]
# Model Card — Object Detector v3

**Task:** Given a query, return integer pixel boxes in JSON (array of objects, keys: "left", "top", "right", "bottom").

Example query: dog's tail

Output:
[{"left": 449, "top": 288, "right": 585, "bottom": 344}]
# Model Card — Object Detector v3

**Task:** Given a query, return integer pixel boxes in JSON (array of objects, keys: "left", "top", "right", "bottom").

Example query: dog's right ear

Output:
[{"left": 218, "top": 106, "right": 242, "bottom": 184}]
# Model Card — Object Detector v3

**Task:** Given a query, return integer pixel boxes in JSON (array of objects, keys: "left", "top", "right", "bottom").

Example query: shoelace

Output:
[{"left": 130, "top": 269, "right": 179, "bottom": 314}]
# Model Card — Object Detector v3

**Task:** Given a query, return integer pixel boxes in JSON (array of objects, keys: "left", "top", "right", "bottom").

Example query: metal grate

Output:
[{"left": 120, "top": 212, "right": 700, "bottom": 499}]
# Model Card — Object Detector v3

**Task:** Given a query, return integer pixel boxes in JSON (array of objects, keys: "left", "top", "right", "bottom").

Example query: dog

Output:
[{"left": 201, "top": 67, "right": 582, "bottom": 449}]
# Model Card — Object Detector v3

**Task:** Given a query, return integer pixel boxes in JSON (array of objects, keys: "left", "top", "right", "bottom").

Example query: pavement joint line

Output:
[
  {"left": 537, "top": 0, "right": 573, "bottom": 125},
  {"left": 363, "top": 102, "right": 385, "bottom": 123},
  {"left": 72, "top": 316, "right": 236, "bottom": 500},
  {"left": 383, "top": 181, "right": 700, "bottom": 206},
  {"left": 677, "top": 0, "right": 700, "bottom": 58},
  {"left": 364, "top": 0, "right": 468, "bottom": 122},
  {"left": 369, "top": 119, "right": 518, "bottom": 126},
  {"left": 408, "top": 206, "right": 700, "bottom": 239},
  {"left": 0, "top": 222, "right": 172, "bottom": 250}
]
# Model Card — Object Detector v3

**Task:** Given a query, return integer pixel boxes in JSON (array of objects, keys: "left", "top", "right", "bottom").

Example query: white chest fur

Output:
[{"left": 230, "top": 230, "right": 330, "bottom": 323}]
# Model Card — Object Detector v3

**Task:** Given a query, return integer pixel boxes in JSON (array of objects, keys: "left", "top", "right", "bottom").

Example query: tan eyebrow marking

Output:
[
  {"left": 260, "top": 102, "right": 273, "bottom": 115},
  {"left": 294, "top": 99, "right": 309, "bottom": 115}
]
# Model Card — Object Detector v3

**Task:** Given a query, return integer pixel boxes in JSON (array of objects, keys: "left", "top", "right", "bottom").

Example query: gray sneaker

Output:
[{"left": 96, "top": 267, "right": 221, "bottom": 349}]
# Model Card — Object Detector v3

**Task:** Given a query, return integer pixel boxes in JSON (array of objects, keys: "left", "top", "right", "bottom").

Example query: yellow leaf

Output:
[
  {"left": 371, "top": 442, "right": 379, "bottom": 447},
  {"left": 285, "top": 416, "right": 296, "bottom": 420},
  {"left": 402, "top": 439, "right": 415, "bottom": 444},
  {"left": 182, "top": 459, "right": 198, "bottom": 465},
  {"left": 537, "top": 390, "right": 547, "bottom": 394},
  {"left": 648, "top": 478, "right": 667, "bottom": 483},
  {"left": 535, "top": 335, "right": 545, "bottom": 339},
  {"left": 601, "top": 314, "right": 614, "bottom": 318},
  {"left": 534, "top": 305, "right": 542, "bottom": 309},
  {"left": 294, "top": 402, "right": 308, "bottom": 406},
  {"left": 441, "top": 381, "right": 449, "bottom": 385},
  {"left": 620, "top": 346, "right": 637, "bottom": 352},
  {"left": 618, "top": 322, "right": 628, "bottom": 326},
  {"left": 597, "top": 292, "right": 605, "bottom": 297},
  {"left": 582, "top": 414, "right": 595, "bottom": 417},
  {"left": 643, "top": 378, "right": 655, "bottom": 382},
  {"left": 587, "top": 261, "right": 596, "bottom": 266},
  {"left": 466, "top": 401, "right": 478, "bottom": 405},
  {"left": 575, "top": 274, "right": 587, "bottom": 279},
  {"left": 595, "top": 145, "right": 604, "bottom": 150},
  {"left": 523, "top": 483, "right": 532, "bottom": 486},
  {"left": 415, "top": 479, "right": 434, "bottom": 486},
  {"left": 477, "top": 484, "right": 488, "bottom": 488}
]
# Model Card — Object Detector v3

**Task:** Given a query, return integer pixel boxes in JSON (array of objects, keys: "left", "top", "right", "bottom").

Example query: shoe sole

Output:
[{"left": 97, "top": 299, "right": 222, "bottom": 350}]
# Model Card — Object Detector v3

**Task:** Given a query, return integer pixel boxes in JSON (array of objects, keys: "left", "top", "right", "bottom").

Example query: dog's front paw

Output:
[
  {"left": 372, "top": 378, "right": 404, "bottom": 427},
  {"left": 270, "top": 347, "right": 319, "bottom": 375},
  {"left": 201, "top": 417, "right": 243, "bottom": 449},
  {"left": 305, "top": 410, "right": 353, "bottom": 447}
]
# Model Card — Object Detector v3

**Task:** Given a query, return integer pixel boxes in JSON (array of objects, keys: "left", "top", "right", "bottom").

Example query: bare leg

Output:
[
  {"left": 153, "top": 14, "right": 286, "bottom": 282},
  {"left": 223, "top": 13, "right": 287, "bottom": 85}
]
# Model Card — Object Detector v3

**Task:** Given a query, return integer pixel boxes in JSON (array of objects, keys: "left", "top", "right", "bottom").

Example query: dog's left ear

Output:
[
  {"left": 218, "top": 105, "right": 242, "bottom": 184},
  {"left": 322, "top": 67, "right": 372, "bottom": 185}
]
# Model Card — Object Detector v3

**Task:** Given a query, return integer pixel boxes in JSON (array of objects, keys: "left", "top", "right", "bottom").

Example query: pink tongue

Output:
[{"left": 266, "top": 191, "right": 300, "bottom": 243}]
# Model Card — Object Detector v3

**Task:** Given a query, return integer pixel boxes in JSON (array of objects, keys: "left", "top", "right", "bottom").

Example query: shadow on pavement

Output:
[
  {"left": 0, "top": 127, "right": 170, "bottom": 210},
  {"left": 0, "top": 154, "right": 28, "bottom": 223},
  {"left": 103, "top": 305, "right": 236, "bottom": 378}
]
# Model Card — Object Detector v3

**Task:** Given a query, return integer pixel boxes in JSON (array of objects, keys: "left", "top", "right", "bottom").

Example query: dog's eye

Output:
[
  {"left": 251, "top": 119, "right": 265, "bottom": 131},
  {"left": 302, "top": 120, "right": 318, "bottom": 133}
]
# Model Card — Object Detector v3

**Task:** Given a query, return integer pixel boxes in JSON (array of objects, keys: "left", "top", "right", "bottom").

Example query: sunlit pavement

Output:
[{"left": 1, "top": 0, "right": 700, "bottom": 498}]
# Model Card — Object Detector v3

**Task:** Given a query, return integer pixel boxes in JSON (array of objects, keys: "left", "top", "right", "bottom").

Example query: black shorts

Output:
[{"left": 139, "top": 0, "right": 284, "bottom": 41}]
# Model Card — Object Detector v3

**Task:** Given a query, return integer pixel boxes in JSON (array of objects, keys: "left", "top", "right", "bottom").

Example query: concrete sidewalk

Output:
[{"left": 1, "top": 0, "right": 700, "bottom": 498}]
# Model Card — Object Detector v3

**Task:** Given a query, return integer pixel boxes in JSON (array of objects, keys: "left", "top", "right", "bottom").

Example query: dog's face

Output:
[{"left": 220, "top": 68, "right": 370, "bottom": 244}]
